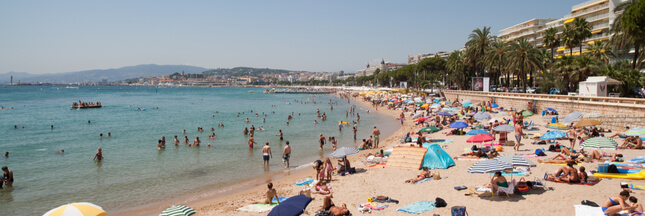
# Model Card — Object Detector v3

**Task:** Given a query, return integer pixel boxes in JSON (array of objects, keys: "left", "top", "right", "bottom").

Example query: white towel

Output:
[{"left": 574, "top": 205, "right": 630, "bottom": 216}]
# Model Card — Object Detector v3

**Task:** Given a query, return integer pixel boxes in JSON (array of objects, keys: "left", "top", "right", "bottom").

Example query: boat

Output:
[
  {"left": 72, "top": 101, "right": 102, "bottom": 109},
  {"left": 66, "top": 85, "right": 79, "bottom": 89},
  {"left": 248, "top": 91, "right": 255, "bottom": 93}
]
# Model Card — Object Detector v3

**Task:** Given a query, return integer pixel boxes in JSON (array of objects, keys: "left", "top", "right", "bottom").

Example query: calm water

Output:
[{"left": 0, "top": 86, "right": 398, "bottom": 215}]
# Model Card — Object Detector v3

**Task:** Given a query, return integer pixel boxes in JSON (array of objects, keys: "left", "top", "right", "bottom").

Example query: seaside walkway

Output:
[{"left": 443, "top": 90, "right": 645, "bottom": 131}]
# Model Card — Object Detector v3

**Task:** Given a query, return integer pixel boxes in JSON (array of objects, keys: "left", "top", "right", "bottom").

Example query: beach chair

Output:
[{"left": 495, "top": 179, "right": 516, "bottom": 197}]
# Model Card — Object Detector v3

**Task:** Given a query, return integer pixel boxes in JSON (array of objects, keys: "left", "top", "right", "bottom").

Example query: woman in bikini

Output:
[
  {"left": 602, "top": 191, "right": 637, "bottom": 215},
  {"left": 404, "top": 167, "right": 430, "bottom": 183}
]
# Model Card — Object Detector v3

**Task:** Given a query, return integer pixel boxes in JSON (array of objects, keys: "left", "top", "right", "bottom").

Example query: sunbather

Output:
[
  {"left": 609, "top": 126, "right": 630, "bottom": 138},
  {"left": 404, "top": 167, "right": 430, "bottom": 183},
  {"left": 624, "top": 136, "right": 643, "bottom": 149},
  {"left": 320, "top": 193, "right": 351, "bottom": 216},
  {"left": 366, "top": 149, "right": 385, "bottom": 157},
  {"left": 629, "top": 196, "right": 643, "bottom": 215},
  {"left": 245, "top": 182, "right": 280, "bottom": 205},
  {"left": 588, "top": 150, "right": 623, "bottom": 161},
  {"left": 453, "top": 149, "right": 486, "bottom": 159},
  {"left": 545, "top": 161, "right": 580, "bottom": 183},
  {"left": 602, "top": 191, "right": 637, "bottom": 215},
  {"left": 313, "top": 180, "right": 332, "bottom": 195}
]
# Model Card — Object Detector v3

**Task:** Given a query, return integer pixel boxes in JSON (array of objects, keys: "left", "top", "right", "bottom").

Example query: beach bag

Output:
[
  {"left": 451, "top": 206, "right": 468, "bottom": 216},
  {"left": 435, "top": 197, "right": 447, "bottom": 207},
  {"left": 582, "top": 200, "right": 599, "bottom": 207},
  {"left": 535, "top": 148, "right": 546, "bottom": 156},
  {"left": 608, "top": 164, "right": 619, "bottom": 173},
  {"left": 515, "top": 177, "right": 530, "bottom": 194},
  {"left": 433, "top": 171, "right": 441, "bottom": 180},
  {"left": 548, "top": 145, "right": 556, "bottom": 152}
]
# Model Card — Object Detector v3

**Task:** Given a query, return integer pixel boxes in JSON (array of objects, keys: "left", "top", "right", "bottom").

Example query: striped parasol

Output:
[
  {"left": 493, "top": 155, "right": 536, "bottom": 167},
  {"left": 329, "top": 147, "right": 359, "bottom": 158},
  {"left": 521, "top": 110, "right": 534, "bottom": 117},
  {"left": 581, "top": 137, "right": 618, "bottom": 150},
  {"left": 160, "top": 205, "right": 197, "bottom": 216},
  {"left": 467, "top": 160, "right": 512, "bottom": 174},
  {"left": 564, "top": 112, "right": 583, "bottom": 123},
  {"left": 626, "top": 128, "right": 645, "bottom": 137}
]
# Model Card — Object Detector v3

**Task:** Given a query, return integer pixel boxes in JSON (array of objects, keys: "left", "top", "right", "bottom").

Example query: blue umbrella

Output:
[
  {"left": 267, "top": 195, "right": 313, "bottom": 216},
  {"left": 467, "top": 160, "right": 512, "bottom": 173},
  {"left": 449, "top": 122, "right": 468, "bottom": 129},
  {"left": 462, "top": 102, "right": 472, "bottom": 107},
  {"left": 540, "top": 130, "right": 567, "bottom": 140},
  {"left": 474, "top": 112, "right": 491, "bottom": 120},
  {"left": 467, "top": 129, "right": 491, "bottom": 136},
  {"left": 491, "top": 103, "right": 499, "bottom": 108},
  {"left": 437, "top": 111, "right": 454, "bottom": 117},
  {"left": 546, "top": 108, "right": 557, "bottom": 113}
]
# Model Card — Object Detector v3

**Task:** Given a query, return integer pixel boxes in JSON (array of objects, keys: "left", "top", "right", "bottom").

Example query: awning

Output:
[
  {"left": 591, "top": 29, "right": 603, "bottom": 34},
  {"left": 556, "top": 47, "right": 566, "bottom": 51},
  {"left": 587, "top": 41, "right": 595, "bottom": 45},
  {"left": 563, "top": 18, "right": 575, "bottom": 24},
  {"left": 607, "top": 78, "right": 622, "bottom": 85}
]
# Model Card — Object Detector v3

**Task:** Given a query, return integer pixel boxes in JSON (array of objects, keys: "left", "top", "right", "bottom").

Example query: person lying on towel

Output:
[
  {"left": 544, "top": 161, "right": 585, "bottom": 183},
  {"left": 319, "top": 193, "right": 350, "bottom": 216},
  {"left": 404, "top": 167, "right": 430, "bottom": 183}
]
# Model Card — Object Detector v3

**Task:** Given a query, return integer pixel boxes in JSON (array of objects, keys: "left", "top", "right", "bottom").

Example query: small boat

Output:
[
  {"left": 72, "top": 104, "right": 102, "bottom": 109},
  {"left": 66, "top": 85, "right": 79, "bottom": 89},
  {"left": 248, "top": 91, "right": 255, "bottom": 93}
]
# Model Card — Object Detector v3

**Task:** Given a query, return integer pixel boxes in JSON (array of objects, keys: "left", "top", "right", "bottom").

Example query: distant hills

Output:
[
  {"left": 0, "top": 64, "right": 207, "bottom": 84},
  {"left": 202, "top": 67, "right": 302, "bottom": 76}
]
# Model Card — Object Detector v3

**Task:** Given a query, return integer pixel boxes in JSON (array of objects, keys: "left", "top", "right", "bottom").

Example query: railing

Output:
[
  {"left": 572, "top": 0, "right": 604, "bottom": 10},
  {"left": 443, "top": 90, "right": 645, "bottom": 107}
]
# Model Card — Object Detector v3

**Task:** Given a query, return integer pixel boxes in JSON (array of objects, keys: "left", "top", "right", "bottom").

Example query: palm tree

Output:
[
  {"left": 465, "top": 26, "right": 493, "bottom": 77},
  {"left": 610, "top": 0, "right": 645, "bottom": 70},
  {"left": 485, "top": 39, "right": 509, "bottom": 88},
  {"left": 543, "top": 27, "right": 560, "bottom": 62},
  {"left": 553, "top": 56, "right": 577, "bottom": 92},
  {"left": 573, "top": 55, "right": 601, "bottom": 89},
  {"left": 573, "top": 18, "right": 592, "bottom": 54},
  {"left": 446, "top": 50, "right": 469, "bottom": 90},
  {"left": 587, "top": 40, "right": 614, "bottom": 64},
  {"left": 507, "top": 38, "right": 542, "bottom": 92},
  {"left": 562, "top": 24, "right": 577, "bottom": 56}
]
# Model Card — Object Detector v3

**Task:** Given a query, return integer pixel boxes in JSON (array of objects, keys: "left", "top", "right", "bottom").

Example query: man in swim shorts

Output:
[
  {"left": 372, "top": 126, "right": 381, "bottom": 148},
  {"left": 514, "top": 123, "right": 524, "bottom": 151},
  {"left": 319, "top": 134, "right": 326, "bottom": 149},
  {"left": 262, "top": 142, "right": 272, "bottom": 166},
  {"left": 282, "top": 141, "right": 291, "bottom": 168}
]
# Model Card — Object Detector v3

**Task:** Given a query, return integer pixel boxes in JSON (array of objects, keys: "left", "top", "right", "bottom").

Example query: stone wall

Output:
[{"left": 443, "top": 90, "right": 645, "bottom": 131}]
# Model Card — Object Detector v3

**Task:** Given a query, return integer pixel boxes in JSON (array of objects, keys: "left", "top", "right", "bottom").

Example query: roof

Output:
[{"left": 582, "top": 76, "right": 622, "bottom": 84}]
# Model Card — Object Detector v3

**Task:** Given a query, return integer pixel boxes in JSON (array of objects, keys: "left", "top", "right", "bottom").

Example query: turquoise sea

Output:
[{"left": 0, "top": 86, "right": 398, "bottom": 215}]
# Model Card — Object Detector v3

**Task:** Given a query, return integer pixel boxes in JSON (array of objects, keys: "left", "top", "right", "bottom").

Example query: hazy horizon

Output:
[{"left": 1, "top": 0, "right": 577, "bottom": 75}]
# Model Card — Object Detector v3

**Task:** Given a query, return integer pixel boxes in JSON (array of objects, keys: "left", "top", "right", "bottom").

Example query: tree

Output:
[
  {"left": 600, "top": 60, "right": 645, "bottom": 96},
  {"left": 507, "top": 38, "right": 542, "bottom": 92},
  {"left": 562, "top": 24, "right": 577, "bottom": 56},
  {"left": 573, "top": 55, "right": 601, "bottom": 90},
  {"left": 573, "top": 18, "right": 592, "bottom": 54},
  {"left": 587, "top": 40, "right": 614, "bottom": 64},
  {"left": 553, "top": 55, "right": 577, "bottom": 92},
  {"left": 446, "top": 50, "right": 470, "bottom": 90},
  {"left": 417, "top": 57, "right": 446, "bottom": 93},
  {"left": 543, "top": 27, "right": 561, "bottom": 62},
  {"left": 485, "top": 39, "right": 509, "bottom": 88},
  {"left": 610, "top": 0, "right": 645, "bottom": 70},
  {"left": 465, "top": 26, "right": 493, "bottom": 77}
]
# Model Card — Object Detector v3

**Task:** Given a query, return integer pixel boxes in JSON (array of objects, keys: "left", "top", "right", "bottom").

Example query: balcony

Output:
[{"left": 572, "top": 0, "right": 607, "bottom": 12}]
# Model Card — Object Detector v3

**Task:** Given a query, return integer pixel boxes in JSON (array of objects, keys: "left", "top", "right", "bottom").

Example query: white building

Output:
[{"left": 355, "top": 60, "right": 407, "bottom": 78}]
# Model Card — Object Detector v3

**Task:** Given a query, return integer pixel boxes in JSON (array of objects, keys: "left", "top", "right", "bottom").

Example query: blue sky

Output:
[{"left": 0, "top": 0, "right": 578, "bottom": 74}]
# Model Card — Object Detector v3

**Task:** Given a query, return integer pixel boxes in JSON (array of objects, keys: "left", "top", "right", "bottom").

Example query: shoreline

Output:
[{"left": 115, "top": 92, "right": 403, "bottom": 216}]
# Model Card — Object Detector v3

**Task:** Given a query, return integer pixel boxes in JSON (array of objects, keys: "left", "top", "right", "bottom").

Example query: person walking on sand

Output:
[
  {"left": 262, "top": 142, "right": 272, "bottom": 166},
  {"left": 568, "top": 127, "right": 578, "bottom": 150},
  {"left": 372, "top": 126, "right": 381, "bottom": 148},
  {"left": 514, "top": 123, "right": 524, "bottom": 151},
  {"left": 282, "top": 141, "right": 291, "bottom": 168},
  {"left": 319, "top": 134, "right": 326, "bottom": 149}
]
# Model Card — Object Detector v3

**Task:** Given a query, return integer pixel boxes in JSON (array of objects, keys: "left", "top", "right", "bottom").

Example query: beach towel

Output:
[
  {"left": 413, "top": 176, "right": 433, "bottom": 184},
  {"left": 398, "top": 201, "right": 436, "bottom": 214},
  {"left": 547, "top": 178, "right": 602, "bottom": 186},
  {"left": 360, "top": 203, "right": 388, "bottom": 211},
  {"left": 368, "top": 162, "right": 387, "bottom": 168},
  {"left": 237, "top": 197, "right": 288, "bottom": 213},
  {"left": 574, "top": 205, "right": 630, "bottom": 216}
]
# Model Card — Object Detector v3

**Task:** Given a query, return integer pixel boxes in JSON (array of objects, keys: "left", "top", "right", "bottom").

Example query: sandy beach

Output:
[{"left": 129, "top": 93, "right": 642, "bottom": 216}]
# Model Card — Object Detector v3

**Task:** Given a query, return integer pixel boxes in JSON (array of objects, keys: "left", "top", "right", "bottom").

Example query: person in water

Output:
[
  {"left": 1, "top": 166, "right": 14, "bottom": 188},
  {"left": 282, "top": 141, "right": 291, "bottom": 168},
  {"left": 2, "top": 152, "right": 8, "bottom": 158},
  {"left": 262, "top": 142, "right": 272, "bottom": 166},
  {"left": 93, "top": 148, "right": 103, "bottom": 161}
]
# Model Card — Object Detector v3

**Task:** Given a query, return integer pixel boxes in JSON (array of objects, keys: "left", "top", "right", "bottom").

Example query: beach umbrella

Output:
[
  {"left": 431, "top": 104, "right": 441, "bottom": 108},
  {"left": 521, "top": 110, "right": 534, "bottom": 117},
  {"left": 267, "top": 195, "right": 313, "bottom": 216},
  {"left": 496, "top": 112, "right": 509, "bottom": 116},
  {"left": 493, "top": 125, "right": 515, "bottom": 132},
  {"left": 43, "top": 202, "right": 106, "bottom": 216},
  {"left": 412, "top": 113, "right": 423, "bottom": 120},
  {"left": 563, "top": 112, "right": 583, "bottom": 123},
  {"left": 420, "top": 104, "right": 429, "bottom": 108},
  {"left": 437, "top": 111, "right": 453, "bottom": 117},
  {"left": 419, "top": 126, "right": 440, "bottom": 133},
  {"left": 329, "top": 147, "right": 359, "bottom": 158},
  {"left": 546, "top": 108, "right": 557, "bottom": 113},
  {"left": 160, "top": 205, "right": 197, "bottom": 216},
  {"left": 583, "top": 113, "right": 603, "bottom": 118},
  {"left": 581, "top": 137, "right": 618, "bottom": 150},
  {"left": 491, "top": 103, "right": 499, "bottom": 108},
  {"left": 625, "top": 128, "right": 645, "bottom": 137},
  {"left": 467, "top": 160, "right": 512, "bottom": 174},
  {"left": 449, "top": 122, "right": 468, "bottom": 129},
  {"left": 488, "top": 118, "right": 502, "bottom": 123},
  {"left": 474, "top": 112, "right": 491, "bottom": 120},
  {"left": 540, "top": 130, "right": 567, "bottom": 140},
  {"left": 574, "top": 119, "right": 602, "bottom": 127},
  {"left": 467, "top": 134, "right": 495, "bottom": 143},
  {"left": 395, "top": 100, "right": 402, "bottom": 103},
  {"left": 546, "top": 123, "right": 569, "bottom": 130},
  {"left": 462, "top": 102, "right": 472, "bottom": 107},
  {"left": 466, "top": 129, "right": 491, "bottom": 136},
  {"left": 493, "top": 155, "right": 536, "bottom": 167}
]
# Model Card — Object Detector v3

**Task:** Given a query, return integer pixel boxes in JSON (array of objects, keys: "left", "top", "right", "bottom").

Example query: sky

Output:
[{"left": 0, "top": 0, "right": 581, "bottom": 74}]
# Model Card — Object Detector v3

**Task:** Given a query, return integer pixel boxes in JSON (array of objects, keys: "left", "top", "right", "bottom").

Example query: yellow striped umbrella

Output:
[{"left": 44, "top": 202, "right": 106, "bottom": 216}]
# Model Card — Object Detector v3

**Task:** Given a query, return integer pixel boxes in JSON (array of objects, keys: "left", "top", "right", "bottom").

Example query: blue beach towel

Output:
[
  {"left": 413, "top": 176, "right": 433, "bottom": 184},
  {"left": 272, "top": 196, "right": 289, "bottom": 203},
  {"left": 398, "top": 201, "right": 436, "bottom": 214}
]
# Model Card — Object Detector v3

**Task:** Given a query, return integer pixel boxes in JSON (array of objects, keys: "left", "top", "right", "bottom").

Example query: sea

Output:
[{"left": 0, "top": 85, "right": 399, "bottom": 215}]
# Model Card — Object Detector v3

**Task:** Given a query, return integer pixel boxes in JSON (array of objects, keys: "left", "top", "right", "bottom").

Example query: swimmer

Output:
[
  {"left": 56, "top": 150, "right": 64, "bottom": 154},
  {"left": 194, "top": 137, "right": 201, "bottom": 146},
  {"left": 314, "top": 120, "right": 318, "bottom": 124},
  {"left": 2, "top": 152, "right": 8, "bottom": 157},
  {"left": 245, "top": 118, "right": 250, "bottom": 123},
  {"left": 93, "top": 148, "right": 103, "bottom": 161},
  {"left": 51, "top": 125, "right": 54, "bottom": 129},
  {"left": 184, "top": 136, "right": 189, "bottom": 144},
  {"left": 277, "top": 130, "right": 283, "bottom": 140},
  {"left": 100, "top": 133, "right": 103, "bottom": 139},
  {"left": 108, "top": 132, "right": 111, "bottom": 137},
  {"left": 173, "top": 135, "right": 179, "bottom": 145}
]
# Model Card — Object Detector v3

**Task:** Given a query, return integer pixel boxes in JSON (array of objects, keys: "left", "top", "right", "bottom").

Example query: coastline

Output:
[{"left": 114, "top": 92, "right": 404, "bottom": 216}]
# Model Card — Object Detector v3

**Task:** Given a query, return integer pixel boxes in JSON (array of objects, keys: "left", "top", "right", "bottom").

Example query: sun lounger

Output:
[{"left": 495, "top": 179, "right": 516, "bottom": 197}]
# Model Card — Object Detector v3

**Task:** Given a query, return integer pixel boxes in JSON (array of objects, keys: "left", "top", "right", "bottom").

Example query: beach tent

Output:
[
  {"left": 420, "top": 143, "right": 455, "bottom": 169},
  {"left": 387, "top": 147, "right": 428, "bottom": 170}
]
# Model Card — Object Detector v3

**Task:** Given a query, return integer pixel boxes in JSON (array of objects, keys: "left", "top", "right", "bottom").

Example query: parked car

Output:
[{"left": 496, "top": 87, "right": 504, "bottom": 92}]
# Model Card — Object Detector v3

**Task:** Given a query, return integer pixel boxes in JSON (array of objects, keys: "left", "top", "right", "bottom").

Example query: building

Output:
[
  {"left": 499, "top": 0, "right": 629, "bottom": 57},
  {"left": 355, "top": 60, "right": 407, "bottom": 78},
  {"left": 407, "top": 51, "right": 454, "bottom": 65}
]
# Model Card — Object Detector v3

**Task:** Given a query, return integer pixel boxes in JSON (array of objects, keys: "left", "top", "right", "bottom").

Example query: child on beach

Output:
[{"left": 324, "top": 158, "right": 333, "bottom": 182}]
